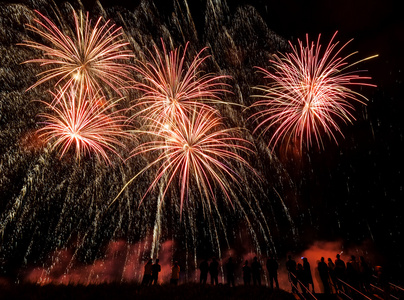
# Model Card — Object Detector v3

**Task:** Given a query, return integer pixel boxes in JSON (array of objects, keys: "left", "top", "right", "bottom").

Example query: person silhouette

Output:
[
  {"left": 286, "top": 255, "right": 298, "bottom": 293},
  {"left": 199, "top": 259, "right": 209, "bottom": 285},
  {"left": 243, "top": 260, "right": 251, "bottom": 285},
  {"left": 151, "top": 258, "right": 161, "bottom": 285},
  {"left": 318, "top": 257, "right": 330, "bottom": 293},
  {"left": 346, "top": 255, "right": 359, "bottom": 287},
  {"left": 266, "top": 255, "right": 279, "bottom": 289},
  {"left": 296, "top": 263, "right": 308, "bottom": 294},
  {"left": 251, "top": 256, "right": 262, "bottom": 286},
  {"left": 209, "top": 257, "right": 219, "bottom": 285},
  {"left": 225, "top": 257, "right": 236, "bottom": 287},
  {"left": 358, "top": 256, "right": 371, "bottom": 292},
  {"left": 302, "top": 257, "right": 314, "bottom": 293},
  {"left": 327, "top": 257, "right": 336, "bottom": 291},
  {"left": 170, "top": 261, "right": 180, "bottom": 285},
  {"left": 334, "top": 254, "right": 346, "bottom": 290},
  {"left": 142, "top": 259, "right": 153, "bottom": 286}
]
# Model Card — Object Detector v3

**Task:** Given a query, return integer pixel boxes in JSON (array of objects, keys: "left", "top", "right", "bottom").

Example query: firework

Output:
[
  {"left": 131, "top": 40, "right": 232, "bottom": 122},
  {"left": 21, "top": 9, "right": 133, "bottom": 96},
  {"left": 114, "top": 109, "right": 254, "bottom": 215},
  {"left": 37, "top": 87, "right": 128, "bottom": 163},
  {"left": 249, "top": 32, "right": 377, "bottom": 150}
]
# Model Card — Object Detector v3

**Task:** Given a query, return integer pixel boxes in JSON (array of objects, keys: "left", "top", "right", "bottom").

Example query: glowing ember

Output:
[
  {"left": 131, "top": 40, "right": 231, "bottom": 122},
  {"left": 114, "top": 108, "right": 255, "bottom": 216},
  {"left": 21, "top": 9, "right": 134, "bottom": 96},
  {"left": 37, "top": 87, "right": 128, "bottom": 163},
  {"left": 249, "top": 32, "right": 377, "bottom": 151}
]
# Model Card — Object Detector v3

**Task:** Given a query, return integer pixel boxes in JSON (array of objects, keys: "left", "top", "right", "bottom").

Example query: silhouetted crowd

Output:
[
  {"left": 141, "top": 253, "right": 388, "bottom": 296},
  {"left": 286, "top": 254, "right": 376, "bottom": 295}
]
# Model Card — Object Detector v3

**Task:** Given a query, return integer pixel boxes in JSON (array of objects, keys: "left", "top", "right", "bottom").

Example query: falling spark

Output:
[
  {"left": 37, "top": 87, "right": 128, "bottom": 163},
  {"left": 250, "top": 32, "right": 377, "bottom": 151},
  {"left": 131, "top": 40, "right": 232, "bottom": 122},
  {"left": 113, "top": 109, "right": 255, "bottom": 216},
  {"left": 21, "top": 9, "right": 134, "bottom": 96}
]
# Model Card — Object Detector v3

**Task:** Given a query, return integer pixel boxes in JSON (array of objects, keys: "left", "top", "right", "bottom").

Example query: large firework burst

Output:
[
  {"left": 114, "top": 109, "right": 254, "bottom": 215},
  {"left": 250, "top": 32, "right": 377, "bottom": 151},
  {"left": 21, "top": 9, "right": 133, "bottom": 96},
  {"left": 37, "top": 87, "right": 128, "bottom": 163},
  {"left": 131, "top": 41, "right": 231, "bottom": 122}
]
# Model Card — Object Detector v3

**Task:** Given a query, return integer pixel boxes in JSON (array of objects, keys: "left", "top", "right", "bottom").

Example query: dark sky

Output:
[
  {"left": 98, "top": 0, "right": 404, "bottom": 274},
  {"left": 42, "top": 0, "right": 404, "bottom": 256},
  {"left": 1, "top": 0, "right": 402, "bottom": 279},
  {"left": 78, "top": 0, "right": 403, "bottom": 87}
]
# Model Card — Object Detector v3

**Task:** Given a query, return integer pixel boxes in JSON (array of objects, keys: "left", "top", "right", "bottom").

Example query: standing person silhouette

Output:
[
  {"left": 151, "top": 258, "right": 161, "bottom": 285},
  {"left": 318, "top": 257, "right": 330, "bottom": 293},
  {"left": 286, "top": 255, "right": 298, "bottom": 293},
  {"left": 251, "top": 256, "right": 262, "bottom": 286},
  {"left": 209, "top": 257, "right": 219, "bottom": 285},
  {"left": 225, "top": 257, "right": 236, "bottom": 287},
  {"left": 296, "top": 263, "right": 308, "bottom": 293},
  {"left": 334, "top": 254, "right": 346, "bottom": 290},
  {"left": 302, "top": 257, "right": 314, "bottom": 293},
  {"left": 243, "top": 260, "right": 251, "bottom": 285},
  {"left": 266, "top": 255, "right": 279, "bottom": 289},
  {"left": 346, "top": 255, "right": 359, "bottom": 287},
  {"left": 358, "top": 256, "right": 371, "bottom": 292},
  {"left": 170, "top": 261, "right": 180, "bottom": 285},
  {"left": 327, "top": 258, "right": 336, "bottom": 291},
  {"left": 142, "top": 259, "right": 153, "bottom": 286},
  {"left": 199, "top": 259, "right": 209, "bottom": 285}
]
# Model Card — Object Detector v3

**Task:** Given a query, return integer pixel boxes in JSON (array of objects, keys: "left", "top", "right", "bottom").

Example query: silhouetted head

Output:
[
  {"left": 321, "top": 257, "right": 325, "bottom": 262},
  {"left": 288, "top": 255, "right": 292, "bottom": 260},
  {"left": 244, "top": 260, "right": 248, "bottom": 265},
  {"left": 156, "top": 259, "right": 159, "bottom": 263},
  {"left": 328, "top": 258, "right": 332, "bottom": 262},
  {"left": 303, "top": 257, "right": 307, "bottom": 263},
  {"left": 351, "top": 255, "right": 356, "bottom": 261},
  {"left": 174, "top": 261, "right": 178, "bottom": 266},
  {"left": 253, "top": 256, "right": 258, "bottom": 261},
  {"left": 297, "top": 263, "right": 303, "bottom": 270},
  {"left": 360, "top": 256, "right": 365, "bottom": 262},
  {"left": 148, "top": 259, "right": 152, "bottom": 264},
  {"left": 228, "top": 257, "right": 233, "bottom": 262},
  {"left": 336, "top": 254, "right": 340, "bottom": 259}
]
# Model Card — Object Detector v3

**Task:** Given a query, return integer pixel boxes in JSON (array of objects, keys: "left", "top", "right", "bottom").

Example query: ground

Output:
[{"left": 0, "top": 282, "right": 297, "bottom": 300}]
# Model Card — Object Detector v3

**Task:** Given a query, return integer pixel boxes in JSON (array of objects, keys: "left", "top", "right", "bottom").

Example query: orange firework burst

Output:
[
  {"left": 131, "top": 40, "right": 232, "bottom": 122},
  {"left": 37, "top": 87, "right": 128, "bottom": 163},
  {"left": 250, "top": 32, "right": 377, "bottom": 151},
  {"left": 21, "top": 9, "right": 133, "bottom": 96},
  {"left": 114, "top": 109, "right": 254, "bottom": 215}
]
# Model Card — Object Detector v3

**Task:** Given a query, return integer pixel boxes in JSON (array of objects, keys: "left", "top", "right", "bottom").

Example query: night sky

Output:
[
  {"left": 85, "top": 0, "right": 404, "bottom": 276},
  {"left": 1, "top": 0, "right": 403, "bottom": 284}
]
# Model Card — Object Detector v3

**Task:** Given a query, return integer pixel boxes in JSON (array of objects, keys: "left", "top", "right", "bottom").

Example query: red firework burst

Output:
[
  {"left": 21, "top": 9, "right": 133, "bottom": 96},
  {"left": 114, "top": 109, "right": 254, "bottom": 215},
  {"left": 250, "top": 32, "right": 377, "bottom": 151},
  {"left": 131, "top": 40, "right": 231, "bottom": 122},
  {"left": 37, "top": 87, "right": 128, "bottom": 163}
]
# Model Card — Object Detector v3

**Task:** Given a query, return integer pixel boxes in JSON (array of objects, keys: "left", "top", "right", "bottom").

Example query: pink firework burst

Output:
[
  {"left": 250, "top": 32, "right": 377, "bottom": 151},
  {"left": 37, "top": 87, "right": 128, "bottom": 164},
  {"left": 131, "top": 40, "right": 231, "bottom": 122},
  {"left": 115, "top": 109, "right": 254, "bottom": 216},
  {"left": 21, "top": 9, "right": 133, "bottom": 96}
]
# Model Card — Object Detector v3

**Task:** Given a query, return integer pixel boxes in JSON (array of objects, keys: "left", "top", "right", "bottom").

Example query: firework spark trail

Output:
[
  {"left": 131, "top": 40, "right": 234, "bottom": 122},
  {"left": 37, "top": 87, "right": 128, "bottom": 163},
  {"left": 249, "top": 32, "right": 377, "bottom": 150},
  {"left": 113, "top": 109, "right": 255, "bottom": 217},
  {"left": 21, "top": 9, "right": 134, "bottom": 97}
]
